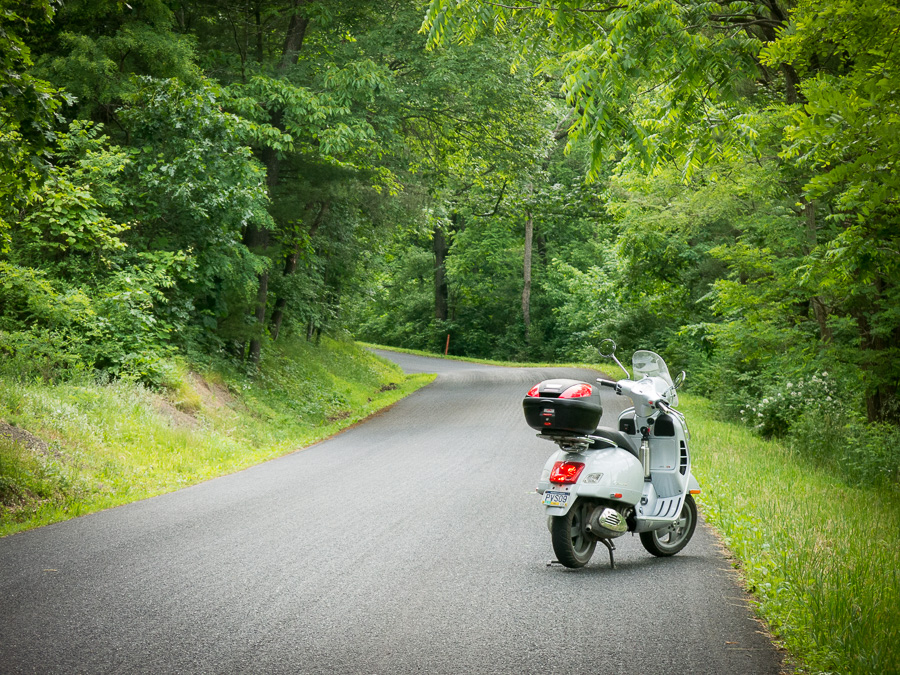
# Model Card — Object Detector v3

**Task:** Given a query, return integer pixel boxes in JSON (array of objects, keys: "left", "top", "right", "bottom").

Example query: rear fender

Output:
[{"left": 537, "top": 447, "right": 644, "bottom": 516}]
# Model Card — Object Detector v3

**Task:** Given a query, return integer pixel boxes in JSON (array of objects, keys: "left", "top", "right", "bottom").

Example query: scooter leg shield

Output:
[{"left": 688, "top": 475, "right": 701, "bottom": 493}]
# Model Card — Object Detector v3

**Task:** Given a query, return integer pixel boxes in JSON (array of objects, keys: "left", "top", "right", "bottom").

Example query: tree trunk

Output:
[
  {"left": 855, "top": 278, "right": 898, "bottom": 424},
  {"left": 782, "top": 64, "right": 803, "bottom": 105},
  {"left": 245, "top": 230, "right": 269, "bottom": 364},
  {"left": 248, "top": 271, "right": 269, "bottom": 365},
  {"left": 245, "top": 143, "right": 280, "bottom": 364},
  {"left": 280, "top": 0, "right": 310, "bottom": 72},
  {"left": 857, "top": 309, "right": 885, "bottom": 423},
  {"left": 522, "top": 210, "right": 534, "bottom": 343},
  {"left": 255, "top": 4, "right": 264, "bottom": 63},
  {"left": 269, "top": 259, "right": 297, "bottom": 343},
  {"left": 433, "top": 222, "right": 449, "bottom": 322}
]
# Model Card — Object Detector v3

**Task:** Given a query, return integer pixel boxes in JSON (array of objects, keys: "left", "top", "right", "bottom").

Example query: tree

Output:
[
  {"left": 762, "top": 0, "right": 900, "bottom": 421},
  {"left": 179, "top": 0, "right": 406, "bottom": 362},
  {"left": 422, "top": 0, "right": 900, "bottom": 423}
]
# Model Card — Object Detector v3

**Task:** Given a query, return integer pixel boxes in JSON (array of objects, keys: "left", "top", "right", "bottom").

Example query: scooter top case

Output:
[{"left": 523, "top": 379, "right": 602, "bottom": 436}]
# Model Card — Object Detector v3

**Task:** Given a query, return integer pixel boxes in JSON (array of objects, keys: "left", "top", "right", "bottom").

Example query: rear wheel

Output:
[
  {"left": 550, "top": 499, "right": 596, "bottom": 568},
  {"left": 640, "top": 493, "right": 697, "bottom": 557}
]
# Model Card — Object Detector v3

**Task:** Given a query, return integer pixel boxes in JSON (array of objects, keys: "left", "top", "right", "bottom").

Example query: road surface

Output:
[{"left": 0, "top": 350, "right": 783, "bottom": 674}]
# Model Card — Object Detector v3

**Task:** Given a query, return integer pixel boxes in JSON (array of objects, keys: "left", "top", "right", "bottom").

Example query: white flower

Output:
[
  {"left": 822, "top": 372, "right": 828, "bottom": 377},
  {"left": 758, "top": 412, "right": 764, "bottom": 417},
  {"left": 786, "top": 382, "right": 793, "bottom": 389}
]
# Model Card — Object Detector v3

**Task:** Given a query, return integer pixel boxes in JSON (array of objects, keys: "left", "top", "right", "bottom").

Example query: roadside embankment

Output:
[
  {"left": 0, "top": 337, "right": 433, "bottom": 537},
  {"left": 683, "top": 394, "right": 900, "bottom": 675}
]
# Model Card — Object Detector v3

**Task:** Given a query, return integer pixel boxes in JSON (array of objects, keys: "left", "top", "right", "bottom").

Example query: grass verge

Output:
[
  {"left": 682, "top": 393, "right": 900, "bottom": 674},
  {"left": 0, "top": 337, "right": 434, "bottom": 537}
]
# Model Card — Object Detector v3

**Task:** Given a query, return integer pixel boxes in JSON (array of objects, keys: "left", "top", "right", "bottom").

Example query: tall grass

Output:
[
  {"left": 0, "top": 337, "right": 433, "bottom": 536},
  {"left": 682, "top": 394, "right": 900, "bottom": 674}
]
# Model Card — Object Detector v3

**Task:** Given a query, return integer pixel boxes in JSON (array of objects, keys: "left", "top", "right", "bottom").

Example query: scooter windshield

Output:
[{"left": 632, "top": 350, "right": 676, "bottom": 402}]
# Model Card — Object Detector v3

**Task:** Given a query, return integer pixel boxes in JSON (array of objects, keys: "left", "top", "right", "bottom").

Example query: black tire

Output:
[
  {"left": 640, "top": 493, "right": 697, "bottom": 557},
  {"left": 550, "top": 499, "right": 597, "bottom": 568}
]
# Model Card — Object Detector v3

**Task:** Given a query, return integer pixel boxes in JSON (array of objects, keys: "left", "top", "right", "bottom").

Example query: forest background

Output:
[{"left": 1, "top": 0, "right": 899, "bottom": 489}]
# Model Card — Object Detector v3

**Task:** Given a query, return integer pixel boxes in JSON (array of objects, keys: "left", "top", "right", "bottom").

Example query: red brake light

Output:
[
  {"left": 526, "top": 384, "right": 540, "bottom": 397},
  {"left": 559, "top": 383, "right": 592, "bottom": 399},
  {"left": 549, "top": 461, "right": 585, "bottom": 484}
]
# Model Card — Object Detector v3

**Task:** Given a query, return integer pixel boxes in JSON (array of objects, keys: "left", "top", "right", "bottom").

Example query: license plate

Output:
[{"left": 542, "top": 490, "right": 570, "bottom": 508}]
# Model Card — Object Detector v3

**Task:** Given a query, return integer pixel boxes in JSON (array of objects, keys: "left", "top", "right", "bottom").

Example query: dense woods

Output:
[{"left": 1, "top": 0, "right": 898, "bottom": 482}]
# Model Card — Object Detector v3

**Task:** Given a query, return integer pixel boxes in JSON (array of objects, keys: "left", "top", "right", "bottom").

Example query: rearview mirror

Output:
[
  {"left": 598, "top": 338, "right": 617, "bottom": 358},
  {"left": 598, "top": 338, "right": 630, "bottom": 378}
]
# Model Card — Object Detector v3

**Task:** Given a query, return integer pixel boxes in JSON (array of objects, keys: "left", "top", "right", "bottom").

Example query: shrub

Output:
[{"left": 739, "top": 371, "right": 843, "bottom": 438}]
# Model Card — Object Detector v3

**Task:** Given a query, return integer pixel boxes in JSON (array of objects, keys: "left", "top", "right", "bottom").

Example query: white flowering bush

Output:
[{"left": 739, "top": 371, "right": 842, "bottom": 438}]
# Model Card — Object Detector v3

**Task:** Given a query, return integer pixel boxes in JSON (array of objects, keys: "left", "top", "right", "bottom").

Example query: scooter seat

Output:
[{"left": 589, "top": 427, "right": 640, "bottom": 458}]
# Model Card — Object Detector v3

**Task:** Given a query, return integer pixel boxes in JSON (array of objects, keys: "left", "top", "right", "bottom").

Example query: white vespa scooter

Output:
[{"left": 524, "top": 340, "right": 701, "bottom": 568}]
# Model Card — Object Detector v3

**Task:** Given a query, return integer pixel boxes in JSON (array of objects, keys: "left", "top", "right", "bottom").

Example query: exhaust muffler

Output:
[{"left": 586, "top": 505, "right": 628, "bottom": 538}]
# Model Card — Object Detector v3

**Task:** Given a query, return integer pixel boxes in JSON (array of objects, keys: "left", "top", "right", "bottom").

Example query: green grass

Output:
[
  {"left": 682, "top": 394, "right": 900, "bottom": 674},
  {"left": 0, "top": 337, "right": 434, "bottom": 536}
]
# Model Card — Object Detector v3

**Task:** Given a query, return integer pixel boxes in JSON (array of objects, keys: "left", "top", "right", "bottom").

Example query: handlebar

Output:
[{"left": 596, "top": 377, "right": 678, "bottom": 413}]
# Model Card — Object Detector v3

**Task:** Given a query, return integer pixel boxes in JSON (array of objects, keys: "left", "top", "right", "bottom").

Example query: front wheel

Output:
[
  {"left": 640, "top": 493, "right": 698, "bottom": 557},
  {"left": 550, "top": 499, "right": 597, "bottom": 568}
]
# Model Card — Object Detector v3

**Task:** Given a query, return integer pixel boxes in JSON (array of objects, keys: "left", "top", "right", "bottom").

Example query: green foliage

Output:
[
  {"left": 423, "top": 0, "right": 765, "bottom": 179},
  {"left": 352, "top": 243, "right": 442, "bottom": 350},
  {"left": 33, "top": 0, "right": 198, "bottom": 116},
  {"left": 763, "top": 0, "right": 900, "bottom": 215},
  {"left": 422, "top": 0, "right": 900, "bottom": 429},
  {"left": 1, "top": 74, "right": 274, "bottom": 384},
  {"left": 540, "top": 257, "right": 621, "bottom": 362},
  {"left": 17, "top": 122, "right": 130, "bottom": 275},
  {"left": 0, "top": 0, "right": 70, "bottom": 242},
  {"left": 117, "top": 76, "right": 273, "bottom": 346},
  {"left": 0, "top": 255, "right": 186, "bottom": 385}
]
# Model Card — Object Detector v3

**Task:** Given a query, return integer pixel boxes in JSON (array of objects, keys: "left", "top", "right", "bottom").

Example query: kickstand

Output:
[{"left": 600, "top": 539, "right": 616, "bottom": 569}]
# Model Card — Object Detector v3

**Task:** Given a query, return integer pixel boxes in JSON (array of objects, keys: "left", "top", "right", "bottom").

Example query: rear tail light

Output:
[
  {"left": 559, "top": 383, "right": 592, "bottom": 399},
  {"left": 526, "top": 384, "right": 540, "bottom": 397},
  {"left": 549, "top": 461, "right": 585, "bottom": 484}
]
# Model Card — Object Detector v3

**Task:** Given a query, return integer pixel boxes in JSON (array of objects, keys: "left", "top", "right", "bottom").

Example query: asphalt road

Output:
[{"left": 0, "top": 350, "right": 783, "bottom": 674}]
